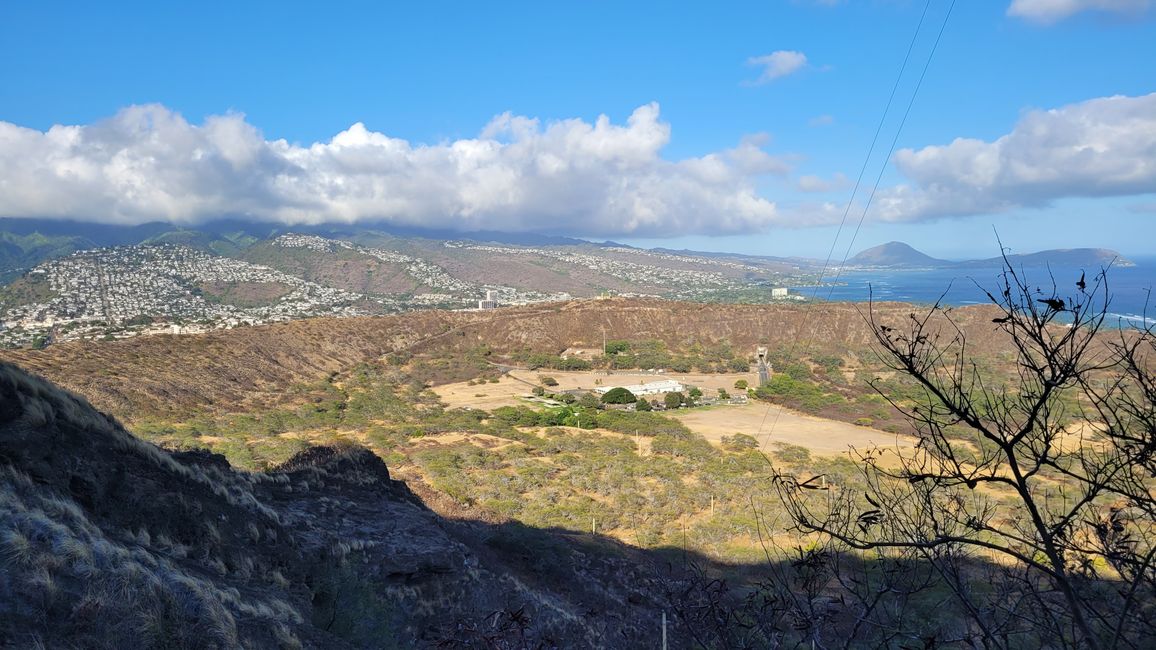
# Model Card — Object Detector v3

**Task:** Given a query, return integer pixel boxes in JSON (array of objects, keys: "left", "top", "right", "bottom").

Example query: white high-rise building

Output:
[{"left": 478, "top": 289, "right": 499, "bottom": 310}]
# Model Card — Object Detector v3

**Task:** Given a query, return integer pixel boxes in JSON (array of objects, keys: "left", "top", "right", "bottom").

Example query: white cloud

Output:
[
  {"left": 1008, "top": 0, "right": 1151, "bottom": 24},
  {"left": 746, "top": 51, "right": 809, "bottom": 85},
  {"left": 0, "top": 103, "right": 794, "bottom": 238},
  {"left": 808, "top": 115, "right": 835, "bottom": 127},
  {"left": 872, "top": 93, "right": 1156, "bottom": 222},
  {"left": 797, "top": 173, "right": 849, "bottom": 193}
]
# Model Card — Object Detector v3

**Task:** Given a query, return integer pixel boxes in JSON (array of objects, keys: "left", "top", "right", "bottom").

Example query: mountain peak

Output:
[{"left": 848, "top": 242, "right": 947, "bottom": 267}]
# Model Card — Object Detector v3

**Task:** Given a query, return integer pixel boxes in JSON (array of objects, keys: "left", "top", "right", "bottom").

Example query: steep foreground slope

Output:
[{"left": 0, "top": 362, "right": 675, "bottom": 648}]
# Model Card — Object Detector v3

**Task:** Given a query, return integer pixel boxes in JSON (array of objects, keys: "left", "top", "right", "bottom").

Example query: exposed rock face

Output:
[{"left": 0, "top": 362, "right": 667, "bottom": 648}]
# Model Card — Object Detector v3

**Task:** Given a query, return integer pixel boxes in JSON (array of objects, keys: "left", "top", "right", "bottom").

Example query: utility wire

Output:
[
  {"left": 754, "top": 0, "right": 957, "bottom": 452},
  {"left": 753, "top": 0, "right": 935, "bottom": 448},
  {"left": 809, "top": 0, "right": 934, "bottom": 296},
  {"left": 829, "top": 0, "right": 959, "bottom": 295}
]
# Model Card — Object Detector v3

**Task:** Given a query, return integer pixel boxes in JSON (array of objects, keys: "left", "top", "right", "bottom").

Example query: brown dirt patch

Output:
[
  {"left": 197, "top": 280, "right": 295, "bottom": 307},
  {"left": 503, "top": 369, "right": 759, "bottom": 394},
  {"left": 434, "top": 377, "right": 528, "bottom": 410},
  {"left": 438, "top": 367, "right": 912, "bottom": 460},
  {"left": 671, "top": 402, "right": 916, "bottom": 458}
]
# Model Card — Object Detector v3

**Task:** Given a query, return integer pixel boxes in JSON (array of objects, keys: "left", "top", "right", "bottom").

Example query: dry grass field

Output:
[
  {"left": 670, "top": 402, "right": 915, "bottom": 457},
  {"left": 434, "top": 367, "right": 916, "bottom": 459},
  {"left": 434, "top": 376, "right": 529, "bottom": 410}
]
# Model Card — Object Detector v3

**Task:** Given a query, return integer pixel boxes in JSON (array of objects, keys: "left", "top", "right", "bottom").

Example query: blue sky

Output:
[{"left": 1, "top": 1, "right": 1153, "bottom": 259}]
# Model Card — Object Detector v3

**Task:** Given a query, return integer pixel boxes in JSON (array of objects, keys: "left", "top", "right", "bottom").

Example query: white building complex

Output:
[
  {"left": 593, "top": 379, "right": 684, "bottom": 397},
  {"left": 478, "top": 289, "right": 499, "bottom": 310}
]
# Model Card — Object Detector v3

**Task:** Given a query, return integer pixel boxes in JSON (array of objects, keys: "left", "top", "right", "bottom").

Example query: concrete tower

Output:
[{"left": 757, "top": 346, "right": 770, "bottom": 386}]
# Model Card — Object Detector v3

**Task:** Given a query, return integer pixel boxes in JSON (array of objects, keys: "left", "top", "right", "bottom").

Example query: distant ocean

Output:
[{"left": 793, "top": 256, "right": 1156, "bottom": 327}]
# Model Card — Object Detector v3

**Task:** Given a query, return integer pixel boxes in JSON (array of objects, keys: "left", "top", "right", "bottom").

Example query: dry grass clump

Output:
[
  {"left": 1, "top": 462, "right": 305, "bottom": 648},
  {"left": 0, "top": 363, "right": 310, "bottom": 648}
]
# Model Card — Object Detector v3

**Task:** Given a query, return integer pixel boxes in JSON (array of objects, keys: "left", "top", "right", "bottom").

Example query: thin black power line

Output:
[
  {"left": 809, "top": 0, "right": 935, "bottom": 298},
  {"left": 754, "top": 0, "right": 957, "bottom": 453},
  {"left": 751, "top": 0, "right": 935, "bottom": 448},
  {"left": 829, "top": 0, "right": 959, "bottom": 294}
]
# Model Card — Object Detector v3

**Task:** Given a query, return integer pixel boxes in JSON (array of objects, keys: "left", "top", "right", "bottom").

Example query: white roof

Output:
[{"left": 594, "top": 379, "right": 684, "bottom": 395}]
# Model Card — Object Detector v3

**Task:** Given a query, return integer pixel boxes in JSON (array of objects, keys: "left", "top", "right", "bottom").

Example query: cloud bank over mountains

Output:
[
  {"left": 0, "top": 103, "right": 788, "bottom": 237},
  {"left": 0, "top": 93, "right": 1152, "bottom": 237}
]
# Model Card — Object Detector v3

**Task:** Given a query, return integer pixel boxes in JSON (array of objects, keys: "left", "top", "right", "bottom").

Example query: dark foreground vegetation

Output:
[{"left": 1, "top": 361, "right": 685, "bottom": 647}]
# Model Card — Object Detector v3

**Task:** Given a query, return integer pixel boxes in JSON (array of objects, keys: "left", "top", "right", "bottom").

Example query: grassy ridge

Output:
[{"left": 0, "top": 299, "right": 1024, "bottom": 420}]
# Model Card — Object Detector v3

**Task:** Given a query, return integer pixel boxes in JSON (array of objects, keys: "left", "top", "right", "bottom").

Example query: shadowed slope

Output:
[{"left": 0, "top": 362, "right": 677, "bottom": 648}]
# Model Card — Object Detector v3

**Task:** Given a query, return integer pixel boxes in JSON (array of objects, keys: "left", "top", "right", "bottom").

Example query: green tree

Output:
[
  {"left": 551, "top": 356, "right": 591, "bottom": 371},
  {"left": 600, "top": 387, "right": 637, "bottom": 404},
  {"left": 734, "top": 379, "right": 748, "bottom": 390},
  {"left": 604, "top": 340, "right": 631, "bottom": 355},
  {"left": 539, "top": 375, "right": 559, "bottom": 387},
  {"left": 729, "top": 358, "right": 750, "bottom": 373},
  {"left": 663, "top": 392, "right": 685, "bottom": 409},
  {"left": 635, "top": 398, "right": 653, "bottom": 412},
  {"left": 577, "top": 392, "right": 601, "bottom": 409}
]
